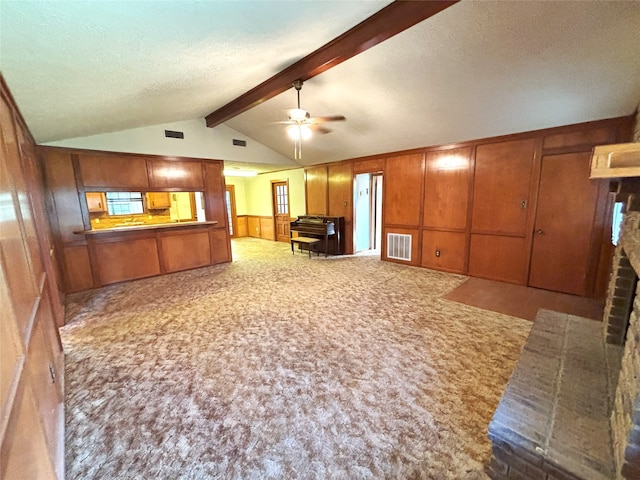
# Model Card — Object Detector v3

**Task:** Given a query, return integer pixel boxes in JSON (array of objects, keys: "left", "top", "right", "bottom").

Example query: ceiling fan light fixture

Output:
[
  {"left": 289, "top": 108, "right": 308, "bottom": 122},
  {"left": 287, "top": 124, "right": 312, "bottom": 141}
]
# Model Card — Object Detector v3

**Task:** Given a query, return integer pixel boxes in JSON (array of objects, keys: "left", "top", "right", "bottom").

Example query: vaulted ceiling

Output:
[{"left": 1, "top": 1, "right": 639, "bottom": 169}]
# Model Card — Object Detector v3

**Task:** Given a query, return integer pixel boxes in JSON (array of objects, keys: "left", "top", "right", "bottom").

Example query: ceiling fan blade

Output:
[
  {"left": 309, "top": 115, "right": 346, "bottom": 123},
  {"left": 309, "top": 124, "right": 332, "bottom": 134}
]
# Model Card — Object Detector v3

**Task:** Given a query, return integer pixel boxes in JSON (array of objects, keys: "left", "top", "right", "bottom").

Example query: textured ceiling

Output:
[{"left": 1, "top": 1, "right": 639, "bottom": 168}]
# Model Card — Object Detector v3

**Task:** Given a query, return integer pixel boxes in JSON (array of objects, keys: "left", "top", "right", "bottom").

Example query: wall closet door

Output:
[
  {"left": 528, "top": 152, "right": 600, "bottom": 296},
  {"left": 469, "top": 139, "right": 537, "bottom": 284}
]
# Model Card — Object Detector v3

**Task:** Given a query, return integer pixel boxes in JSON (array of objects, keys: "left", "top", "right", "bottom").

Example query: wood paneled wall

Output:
[
  {"left": 1, "top": 77, "right": 64, "bottom": 479},
  {"left": 304, "top": 115, "right": 633, "bottom": 297},
  {"left": 246, "top": 215, "right": 276, "bottom": 240}
]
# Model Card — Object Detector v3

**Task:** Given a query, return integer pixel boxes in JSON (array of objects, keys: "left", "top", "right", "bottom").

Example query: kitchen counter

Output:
[
  {"left": 76, "top": 220, "right": 218, "bottom": 236},
  {"left": 77, "top": 220, "right": 229, "bottom": 287}
]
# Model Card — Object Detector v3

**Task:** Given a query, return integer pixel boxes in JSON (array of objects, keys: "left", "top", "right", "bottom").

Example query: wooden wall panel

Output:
[
  {"left": 0, "top": 155, "right": 38, "bottom": 338},
  {"left": 159, "top": 231, "right": 211, "bottom": 273},
  {"left": 25, "top": 302, "right": 63, "bottom": 464},
  {"left": 259, "top": 216, "right": 275, "bottom": 241},
  {"left": 78, "top": 153, "right": 149, "bottom": 189},
  {"left": 328, "top": 162, "right": 353, "bottom": 220},
  {"left": 543, "top": 126, "right": 616, "bottom": 150},
  {"left": 472, "top": 139, "right": 536, "bottom": 235},
  {"left": 421, "top": 231, "right": 466, "bottom": 273},
  {"left": 248, "top": 216, "right": 261, "bottom": 238},
  {"left": 305, "top": 166, "right": 328, "bottom": 215},
  {"left": 343, "top": 223, "right": 354, "bottom": 256},
  {"left": 1, "top": 77, "right": 64, "bottom": 479},
  {"left": 1, "top": 381, "right": 58, "bottom": 480},
  {"left": 92, "top": 237, "right": 160, "bottom": 285},
  {"left": 0, "top": 267, "right": 22, "bottom": 428},
  {"left": 423, "top": 147, "right": 472, "bottom": 230},
  {"left": 1, "top": 101, "right": 44, "bottom": 284},
  {"left": 203, "top": 161, "right": 228, "bottom": 227},
  {"left": 62, "top": 246, "right": 95, "bottom": 293},
  {"left": 40, "top": 149, "right": 85, "bottom": 244},
  {"left": 209, "top": 228, "right": 231, "bottom": 264},
  {"left": 148, "top": 159, "right": 204, "bottom": 190},
  {"left": 236, "top": 216, "right": 248, "bottom": 237},
  {"left": 468, "top": 234, "right": 528, "bottom": 284},
  {"left": 384, "top": 153, "right": 423, "bottom": 226},
  {"left": 353, "top": 157, "right": 384, "bottom": 174}
]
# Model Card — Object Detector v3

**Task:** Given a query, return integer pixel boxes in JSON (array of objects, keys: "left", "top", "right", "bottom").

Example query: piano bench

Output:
[{"left": 290, "top": 237, "right": 321, "bottom": 258}]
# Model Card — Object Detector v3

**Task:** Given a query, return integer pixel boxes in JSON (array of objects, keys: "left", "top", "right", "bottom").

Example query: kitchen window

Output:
[{"left": 105, "top": 192, "right": 144, "bottom": 215}]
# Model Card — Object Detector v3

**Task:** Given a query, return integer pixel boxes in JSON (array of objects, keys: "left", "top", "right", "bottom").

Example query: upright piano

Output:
[{"left": 289, "top": 216, "right": 345, "bottom": 255}]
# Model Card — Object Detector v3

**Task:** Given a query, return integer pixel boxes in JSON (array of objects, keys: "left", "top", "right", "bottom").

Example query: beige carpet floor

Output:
[{"left": 62, "top": 238, "right": 531, "bottom": 479}]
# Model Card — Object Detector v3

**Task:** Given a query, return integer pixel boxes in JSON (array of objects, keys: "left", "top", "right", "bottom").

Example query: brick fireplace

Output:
[
  {"left": 488, "top": 184, "right": 640, "bottom": 480},
  {"left": 606, "top": 187, "right": 640, "bottom": 479}
]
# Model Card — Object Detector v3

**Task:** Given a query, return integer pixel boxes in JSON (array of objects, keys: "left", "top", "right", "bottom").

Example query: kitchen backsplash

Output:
[{"left": 90, "top": 210, "right": 181, "bottom": 230}]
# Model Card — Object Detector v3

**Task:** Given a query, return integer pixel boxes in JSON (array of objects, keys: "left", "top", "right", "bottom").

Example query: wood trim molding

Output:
[{"left": 205, "top": 1, "right": 458, "bottom": 127}]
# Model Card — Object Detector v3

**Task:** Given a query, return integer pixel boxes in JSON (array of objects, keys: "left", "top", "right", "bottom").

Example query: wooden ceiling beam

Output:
[{"left": 205, "top": 0, "right": 458, "bottom": 128}]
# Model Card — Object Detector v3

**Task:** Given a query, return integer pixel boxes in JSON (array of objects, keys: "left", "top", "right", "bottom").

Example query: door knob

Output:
[{"left": 535, "top": 229, "right": 544, "bottom": 235}]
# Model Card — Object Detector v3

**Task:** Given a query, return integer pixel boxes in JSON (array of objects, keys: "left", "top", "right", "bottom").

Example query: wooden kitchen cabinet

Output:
[
  {"left": 146, "top": 192, "right": 171, "bottom": 209},
  {"left": 78, "top": 153, "right": 149, "bottom": 189},
  {"left": 86, "top": 192, "right": 106, "bottom": 212},
  {"left": 148, "top": 159, "right": 204, "bottom": 190}
]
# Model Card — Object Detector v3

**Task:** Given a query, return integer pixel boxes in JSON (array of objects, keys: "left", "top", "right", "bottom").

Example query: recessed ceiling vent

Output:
[
  {"left": 233, "top": 139, "right": 247, "bottom": 147},
  {"left": 387, "top": 233, "right": 412, "bottom": 261},
  {"left": 164, "top": 130, "right": 184, "bottom": 139}
]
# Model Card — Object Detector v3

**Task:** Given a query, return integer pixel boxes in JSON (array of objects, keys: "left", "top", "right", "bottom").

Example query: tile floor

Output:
[{"left": 445, "top": 277, "right": 604, "bottom": 322}]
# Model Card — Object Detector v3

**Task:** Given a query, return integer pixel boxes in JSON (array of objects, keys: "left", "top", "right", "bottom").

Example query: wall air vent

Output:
[
  {"left": 164, "top": 130, "right": 184, "bottom": 139},
  {"left": 233, "top": 139, "right": 247, "bottom": 147},
  {"left": 387, "top": 233, "right": 412, "bottom": 261}
]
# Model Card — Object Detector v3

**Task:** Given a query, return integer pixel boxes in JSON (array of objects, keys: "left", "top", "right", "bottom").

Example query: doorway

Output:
[
  {"left": 271, "top": 180, "right": 290, "bottom": 242},
  {"left": 354, "top": 173, "right": 382, "bottom": 253},
  {"left": 225, "top": 185, "right": 237, "bottom": 237}
]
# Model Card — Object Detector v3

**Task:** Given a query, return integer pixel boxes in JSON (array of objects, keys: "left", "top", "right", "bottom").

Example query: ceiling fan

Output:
[{"left": 280, "top": 79, "right": 345, "bottom": 160}]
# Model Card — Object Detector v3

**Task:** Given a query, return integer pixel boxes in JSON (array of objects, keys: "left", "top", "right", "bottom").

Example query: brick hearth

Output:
[{"left": 488, "top": 310, "right": 618, "bottom": 480}]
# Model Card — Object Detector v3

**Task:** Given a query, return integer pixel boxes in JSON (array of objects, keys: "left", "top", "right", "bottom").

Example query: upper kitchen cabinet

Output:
[
  {"left": 78, "top": 153, "right": 149, "bottom": 189},
  {"left": 148, "top": 159, "right": 204, "bottom": 190},
  {"left": 146, "top": 192, "right": 171, "bottom": 209},
  {"left": 86, "top": 192, "right": 107, "bottom": 212}
]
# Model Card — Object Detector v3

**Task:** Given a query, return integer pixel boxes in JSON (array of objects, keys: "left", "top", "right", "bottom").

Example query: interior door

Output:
[
  {"left": 354, "top": 173, "right": 371, "bottom": 252},
  {"left": 528, "top": 152, "right": 599, "bottom": 296},
  {"left": 225, "top": 185, "right": 237, "bottom": 237},
  {"left": 272, "top": 180, "right": 290, "bottom": 242}
]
